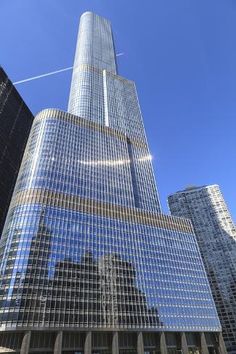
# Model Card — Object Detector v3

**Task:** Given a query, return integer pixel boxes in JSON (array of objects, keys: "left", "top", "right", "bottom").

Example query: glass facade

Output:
[
  {"left": 0, "top": 109, "right": 220, "bottom": 332},
  {"left": 168, "top": 185, "right": 236, "bottom": 352},
  {"left": 0, "top": 10, "right": 221, "bottom": 343},
  {"left": 67, "top": 13, "right": 160, "bottom": 215}
]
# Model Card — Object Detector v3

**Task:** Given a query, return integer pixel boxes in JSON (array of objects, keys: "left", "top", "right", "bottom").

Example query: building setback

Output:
[
  {"left": 0, "top": 67, "right": 33, "bottom": 237},
  {"left": 168, "top": 185, "right": 236, "bottom": 353},
  {"left": 0, "top": 13, "right": 226, "bottom": 354}
]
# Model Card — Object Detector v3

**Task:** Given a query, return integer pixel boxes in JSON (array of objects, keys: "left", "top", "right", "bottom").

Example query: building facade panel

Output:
[
  {"left": 0, "top": 68, "right": 33, "bottom": 237},
  {"left": 0, "top": 111, "right": 220, "bottom": 333},
  {"left": 168, "top": 185, "right": 236, "bottom": 353}
]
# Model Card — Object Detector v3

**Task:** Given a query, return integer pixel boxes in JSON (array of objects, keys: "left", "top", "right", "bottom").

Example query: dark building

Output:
[
  {"left": 0, "top": 67, "right": 33, "bottom": 236},
  {"left": 0, "top": 13, "right": 227, "bottom": 354}
]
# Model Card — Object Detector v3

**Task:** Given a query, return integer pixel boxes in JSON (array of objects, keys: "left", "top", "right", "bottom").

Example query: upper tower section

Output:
[
  {"left": 68, "top": 12, "right": 118, "bottom": 117},
  {"left": 67, "top": 12, "right": 161, "bottom": 212},
  {"left": 74, "top": 12, "right": 117, "bottom": 73},
  {"left": 67, "top": 12, "right": 148, "bottom": 143}
]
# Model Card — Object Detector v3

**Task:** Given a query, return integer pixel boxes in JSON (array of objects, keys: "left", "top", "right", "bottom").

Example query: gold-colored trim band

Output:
[
  {"left": 34, "top": 109, "right": 147, "bottom": 149},
  {"left": 11, "top": 188, "right": 193, "bottom": 234},
  {"left": 72, "top": 63, "right": 134, "bottom": 86}
]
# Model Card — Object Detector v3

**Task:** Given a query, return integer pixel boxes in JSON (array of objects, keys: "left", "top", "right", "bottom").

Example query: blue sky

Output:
[{"left": 0, "top": 0, "right": 236, "bottom": 218}]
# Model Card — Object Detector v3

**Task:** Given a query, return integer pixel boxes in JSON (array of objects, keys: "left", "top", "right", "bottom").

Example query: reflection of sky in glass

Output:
[
  {"left": 0, "top": 11, "right": 222, "bottom": 337},
  {"left": 0, "top": 110, "right": 221, "bottom": 331},
  {"left": 0, "top": 201, "right": 221, "bottom": 330},
  {"left": 15, "top": 117, "right": 159, "bottom": 212}
]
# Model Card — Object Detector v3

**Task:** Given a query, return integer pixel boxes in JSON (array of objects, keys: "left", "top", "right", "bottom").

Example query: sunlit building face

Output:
[{"left": 0, "top": 11, "right": 224, "bottom": 354}]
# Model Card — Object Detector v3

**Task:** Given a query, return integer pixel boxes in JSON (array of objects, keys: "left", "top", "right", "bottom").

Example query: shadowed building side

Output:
[{"left": 0, "top": 67, "right": 33, "bottom": 237}]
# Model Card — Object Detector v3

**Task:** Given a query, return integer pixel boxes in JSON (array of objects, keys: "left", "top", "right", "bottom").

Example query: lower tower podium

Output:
[{"left": 0, "top": 330, "right": 227, "bottom": 354}]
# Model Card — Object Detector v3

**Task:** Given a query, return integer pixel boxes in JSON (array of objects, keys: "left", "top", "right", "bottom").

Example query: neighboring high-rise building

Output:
[
  {"left": 0, "top": 13, "right": 226, "bottom": 354},
  {"left": 168, "top": 185, "right": 236, "bottom": 353},
  {"left": 0, "top": 67, "right": 33, "bottom": 237}
]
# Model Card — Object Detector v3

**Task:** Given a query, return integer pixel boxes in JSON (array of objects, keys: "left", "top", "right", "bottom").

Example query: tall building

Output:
[
  {"left": 168, "top": 185, "right": 236, "bottom": 353},
  {"left": 0, "top": 12, "right": 226, "bottom": 354},
  {"left": 0, "top": 67, "right": 33, "bottom": 237},
  {"left": 68, "top": 12, "right": 161, "bottom": 213}
]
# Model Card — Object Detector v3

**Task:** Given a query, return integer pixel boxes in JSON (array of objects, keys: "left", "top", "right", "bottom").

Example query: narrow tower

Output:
[
  {"left": 68, "top": 12, "right": 117, "bottom": 117},
  {"left": 0, "top": 13, "right": 225, "bottom": 354},
  {"left": 68, "top": 12, "right": 161, "bottom": 213}
]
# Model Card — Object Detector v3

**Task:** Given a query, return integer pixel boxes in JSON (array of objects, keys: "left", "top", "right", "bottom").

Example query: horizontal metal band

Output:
[
  {"left": 0, "top": 328, "right": 221, "bottom": 333},
  {"left": 72, "top": 63, "right": 134, "bottom": 85},
  {"left": 11, "top": 188, "right": 193, "bottom": 234},
  {"left": 34, "top": 109, "right": 147, "bottom": 149}
]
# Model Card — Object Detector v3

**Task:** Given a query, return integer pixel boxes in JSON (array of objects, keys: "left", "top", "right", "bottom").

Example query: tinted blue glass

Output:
[
  {"left": 0, "top": 202, "right": 220, "bottom": 330},
  {"left": 0, "top": 11, "right": 221, "bottom": 335}
]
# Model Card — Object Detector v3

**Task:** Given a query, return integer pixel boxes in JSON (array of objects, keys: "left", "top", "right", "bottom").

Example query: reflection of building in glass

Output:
[
  {"left": 0, "top": 12, "right": 226, "bottom": 354},
  {"left": 49, "top": 252, "right": 102, "bottom": 327},
  {"left": 0, "top": 67, "right": 33, "bottom": 237},
  {"left": 168, "top": 185, "right": 236, "bottom": 354},
  {"left": 98, "top": 254, "right": 160, "bottom": 328},
  {"left": 21, "top": 208, "right": 53, "bottom": 324}
]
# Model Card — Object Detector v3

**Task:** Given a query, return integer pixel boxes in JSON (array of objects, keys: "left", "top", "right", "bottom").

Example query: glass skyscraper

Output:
[
  {"left": 0, "top": 12, "right": 226, "bottom": 354},
  {"left": 168, "top": 185, "right": 236, "bottom": 354}
]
